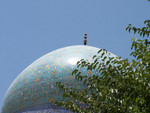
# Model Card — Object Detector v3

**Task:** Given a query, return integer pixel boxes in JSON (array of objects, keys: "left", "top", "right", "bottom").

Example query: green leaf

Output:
[{"left": 131, "top": 37, "right": 135, "bottom": 42}]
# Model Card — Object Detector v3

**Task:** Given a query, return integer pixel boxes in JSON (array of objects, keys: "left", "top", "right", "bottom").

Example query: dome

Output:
[{"left": 1, "top": 45, "right": 116, "bottom": 113}]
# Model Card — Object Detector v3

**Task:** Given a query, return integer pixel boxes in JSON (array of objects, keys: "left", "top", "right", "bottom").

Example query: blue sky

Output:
[{"left": 0, "top": 0, "right": 150, "bottom": 110}]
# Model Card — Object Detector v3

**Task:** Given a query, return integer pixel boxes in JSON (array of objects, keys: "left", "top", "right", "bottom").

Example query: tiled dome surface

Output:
[{"left": 1, "top": 45, "right": 115, "bottom": 113}]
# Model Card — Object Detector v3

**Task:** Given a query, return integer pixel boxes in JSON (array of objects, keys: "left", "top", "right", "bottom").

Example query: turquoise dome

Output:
[{"left": 1, "top": 45, "right": 116, "bottom": 113}]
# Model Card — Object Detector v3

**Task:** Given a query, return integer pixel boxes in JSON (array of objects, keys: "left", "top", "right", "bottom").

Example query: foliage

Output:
[{"left": 55, "top": 20, "right": 150, "bottom": 113}]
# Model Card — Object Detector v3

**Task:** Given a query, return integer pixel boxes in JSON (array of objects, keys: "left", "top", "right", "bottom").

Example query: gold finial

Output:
[{"left": 84, "top": 33, "right": 87, "bottom": 45}]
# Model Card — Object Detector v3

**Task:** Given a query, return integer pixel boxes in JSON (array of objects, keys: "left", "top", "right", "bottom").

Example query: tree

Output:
[
  {"left": 54, "top": 19, "right": 150, "bottom": 113},
  {"left": 55, "top": 20, "right": 150, "bottom": 113}
]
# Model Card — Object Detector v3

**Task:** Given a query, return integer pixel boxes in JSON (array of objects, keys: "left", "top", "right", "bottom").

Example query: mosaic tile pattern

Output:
[
  {"left": 17, "top": 104, "right": 72, "bottom": 113},
  {"left": 1, "top": 45, "right": 116, "bottom": 113}
]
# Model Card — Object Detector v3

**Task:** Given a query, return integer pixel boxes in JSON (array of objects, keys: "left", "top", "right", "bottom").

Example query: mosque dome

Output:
[{"left": 1, "top": 45, "right": 116, "bottom": 113}]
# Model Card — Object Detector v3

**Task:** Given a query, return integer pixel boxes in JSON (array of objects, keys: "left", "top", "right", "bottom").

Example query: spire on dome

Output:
[{"left": 84, "top": 33, "right": 87, "bottom": 45}]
